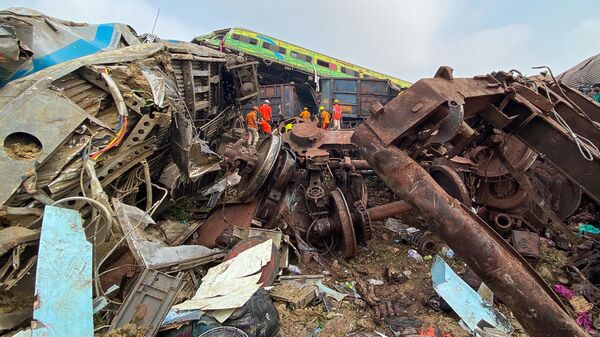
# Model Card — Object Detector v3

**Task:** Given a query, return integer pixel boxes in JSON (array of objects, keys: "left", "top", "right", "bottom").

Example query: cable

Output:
[
  {"left": 51, "top": 196, "right": 113, "bottom": 230},
  {"left": 93, "top": 182, "right": 168, "bottom": 304},
  {"left": 532, "top": 65, "right": 600, "bottom": 161},
  {"left": 89, "top": 116, "right": 128, "bottom": 160},
  {"left": 141, "top": 160, "right": 153, "bottom": 211},
  {"left": 551, "top": 108, "right": 599, "bottom": 161},
  {"left": 533, "top": 65, "right": 600, "bottom": 131}
]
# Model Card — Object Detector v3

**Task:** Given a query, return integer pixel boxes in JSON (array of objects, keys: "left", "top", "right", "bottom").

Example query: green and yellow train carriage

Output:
[{"left": 195, "top": 28, "right": 411, "bottom": 89}]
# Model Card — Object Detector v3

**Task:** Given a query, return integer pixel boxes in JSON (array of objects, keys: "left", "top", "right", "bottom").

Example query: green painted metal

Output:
[{"left": 196, "top": 28, "right": 411, "bottom": 88}]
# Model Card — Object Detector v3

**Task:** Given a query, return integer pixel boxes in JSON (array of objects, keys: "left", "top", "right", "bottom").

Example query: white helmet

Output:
[{"left": 264, "top": 100, "right": 270, "bottom": 104}]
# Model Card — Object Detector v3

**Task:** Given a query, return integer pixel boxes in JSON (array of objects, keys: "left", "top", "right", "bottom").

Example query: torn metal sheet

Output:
[
  {"left": 113, "top": 199, "right": 224, "bottom": 270},
  {"left": 172, "top": 239, "right": 273, "bottom": 316},
  {"left": 0, "top": 87, "right": 89, "bottom": 206},
  {"left": 0, "top": 227, "right": 39, "bottom": 257},
  {"left": 93, "top": 284, "right": 119, "bottom": 314},
  {"left": 109, "top": 269, "right": 183, "bottom": 337},
  {"left": 0, "top": 7, "right": 140, "bottom": 85},
  {"left": 316, "top": 280, "right": 348, "bottom": 302},
  {"left": 431, "top": 256, "right": 512, "bottom": 334},
  {"left": 32, "top": 205, "right": 92, "bottom": 337}
]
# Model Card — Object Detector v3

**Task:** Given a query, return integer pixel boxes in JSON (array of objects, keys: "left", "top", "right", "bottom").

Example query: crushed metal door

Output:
[{"left": 32, "top": 206, "right": 93, "bottom": 337}]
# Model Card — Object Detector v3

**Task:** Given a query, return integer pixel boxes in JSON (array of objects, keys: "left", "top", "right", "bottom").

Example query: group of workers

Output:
[
  {"left": 296, "top": 99, "right": 343, "bottom": 130},
  {"left": 245, "top": 100, "right": 273, "bottom": 146},
  {"left": 244, "top": 98, "right": 344, "bottom": 147}
]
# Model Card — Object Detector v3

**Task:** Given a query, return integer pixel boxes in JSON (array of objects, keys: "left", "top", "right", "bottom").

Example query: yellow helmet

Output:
[
  {"left": 334, "top": 99, "right": 339, "bottom": 104},
  {"left": 319, "top": 106, "right": 325, "bottom": 111},
  {"left": 303, "top": 107, "right": 308, "bottom": 110}
]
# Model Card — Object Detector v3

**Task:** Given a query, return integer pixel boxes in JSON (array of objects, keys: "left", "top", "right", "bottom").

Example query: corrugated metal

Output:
[{"left": 559, "top": 53, "right": 600, "bottom": 92}]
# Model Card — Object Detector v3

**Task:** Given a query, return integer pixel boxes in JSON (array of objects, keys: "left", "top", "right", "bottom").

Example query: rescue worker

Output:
[
  {"left": 259, "top": 99, "right": 272, "bottom": 125},
  {"left": 285, "top": 123, "right": 293, "bottom": 133},
  {"left": 332, "top": 99, "right": 342, "bottom": 130},
  {"left": 260, "top": 119, "right": 272, "bottom": 135},
  {"left": 246, "top": 106, "right": 259, "bottom": 146},
  {"left": 320, "top": 106, "right": 330, "bottom": 129},
  {"left": 299, "top": 107, "right": 311, "bottom": 120},
  {"left": 593, "top": 84, "right": 600, "bottom": 103}
]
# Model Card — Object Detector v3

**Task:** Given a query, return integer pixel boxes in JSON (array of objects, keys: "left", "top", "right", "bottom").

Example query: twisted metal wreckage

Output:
[{"left": 1, "top": 9, "right": 600, "bottom": 337}]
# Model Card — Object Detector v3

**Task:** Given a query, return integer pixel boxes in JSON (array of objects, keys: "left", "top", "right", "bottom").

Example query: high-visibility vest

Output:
[{"left": 333, "top": 104, "right": 342, "bottom": 120}]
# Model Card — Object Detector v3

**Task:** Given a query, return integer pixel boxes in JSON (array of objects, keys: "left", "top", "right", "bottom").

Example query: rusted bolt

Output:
[{"left": 411, "top": 103, "right": 423, "bottom": 113}]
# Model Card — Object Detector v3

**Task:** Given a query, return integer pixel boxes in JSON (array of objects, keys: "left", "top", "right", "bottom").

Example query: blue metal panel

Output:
[
  {"left": 334, "top": 79, "right": 358, "bottom": 92},
  {"left": 32, "top": 206, "right": 93, "bottom": 337},
  {"left": 6, "top": 24, "right": 116, "bottom": 84},
  {"left": 431, "top": 256, "right": 512, "bottom": 334}
]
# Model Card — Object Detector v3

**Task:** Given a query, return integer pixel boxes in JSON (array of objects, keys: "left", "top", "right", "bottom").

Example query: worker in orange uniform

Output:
[
  {"left": 259, "top": 99, "right": 272, "bottom": 126},
  {"left": 332, "top": 99, "right": 342, "bottom": 130},
  {"left": 299, "top": 107, "right": 311, "bottom": 120},
  {"left": 320, "top": 106, "right": 330, "bottom": 129},
  {"left": 260, "top": 119, "right": 272, "bottom": 135},
  {"left": 246, "top": 106, "right": 259, "bottom": 146}
]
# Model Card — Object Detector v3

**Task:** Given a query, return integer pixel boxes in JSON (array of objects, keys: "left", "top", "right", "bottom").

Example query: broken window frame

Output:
[
  {"left": 290, "top": 51, "right": 312, "bottom": 63},
  {"left": 316, "top": 59, "right": 337, "bottom": 71},
  {"left": 262, "top": 41, "right": 286, "bottom": 54},
  {"left": 341, "top": 66, "right": 360, "bottom": 77},
  {"left": 232, "top": 33, "right": 258, "bottom": 46}
]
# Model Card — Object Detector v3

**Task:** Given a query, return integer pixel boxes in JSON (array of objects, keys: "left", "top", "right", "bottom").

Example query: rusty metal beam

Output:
[
  {"left": 366, "top": 200, "right": 412, "bottom": 221},
  {"left": 512, "top": 113, "right": 600, "bottom": 205},
  {"left": 351, "top": 125, "right": 588, "bottom": 337}
]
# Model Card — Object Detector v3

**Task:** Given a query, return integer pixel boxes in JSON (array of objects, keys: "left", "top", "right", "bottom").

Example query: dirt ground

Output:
[
  {"left": 275, "top": 219, "right": 479, "bottom": 337},
  {"left": 274, "top": 178, "right": 532, "bottom": 337}
]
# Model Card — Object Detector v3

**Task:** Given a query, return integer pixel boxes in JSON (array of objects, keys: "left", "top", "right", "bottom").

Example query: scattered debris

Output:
[
  {"left": 431, "top": 256, "right": 513, "bottom": 334},
  {"left": 1, "top": 7, "right": 600, "bottom": 337}
]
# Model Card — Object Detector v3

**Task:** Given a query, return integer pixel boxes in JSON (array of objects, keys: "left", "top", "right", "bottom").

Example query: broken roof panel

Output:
[{"left": 0, "top": 7, "right": 140, "bottom": 86}]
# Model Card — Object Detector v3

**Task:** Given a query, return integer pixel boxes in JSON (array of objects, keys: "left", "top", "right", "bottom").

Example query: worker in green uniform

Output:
[{"left": 593, "top": 84, "right": 600, "bottom": 103}]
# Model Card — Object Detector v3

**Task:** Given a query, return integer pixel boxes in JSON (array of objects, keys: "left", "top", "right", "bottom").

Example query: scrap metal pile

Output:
[{"left": 2, "top": 7, "right": 600, "bottom": 337}]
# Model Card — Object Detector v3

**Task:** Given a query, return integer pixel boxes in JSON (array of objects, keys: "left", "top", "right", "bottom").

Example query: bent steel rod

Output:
[{"left": 352, "top": 125, "right": 588, "bottom": 337}]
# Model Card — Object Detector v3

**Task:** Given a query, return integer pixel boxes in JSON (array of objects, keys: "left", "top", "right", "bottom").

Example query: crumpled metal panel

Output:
[
  {"left": 32, "top": 205, "right": 92, "bottom": 337},
  {"left": 113, "top": 199, "right": 223, "bottom": 270},
  {"left": 0, "top": 87, "right": 88, "bottom": 206},
  {"left": 0, "top": 7, "right": 140, "bottom": 86},
  {"left": 0, "top": 43, "right": 192, "bottom": 206},
  {"left": 432, "top": 256, "right": 512, "bottom": 334},
  {"left": 109, "top": 269, "right": 183, "bottom": 337}
]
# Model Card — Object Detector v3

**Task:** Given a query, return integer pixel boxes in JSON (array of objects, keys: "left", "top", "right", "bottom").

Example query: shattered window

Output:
[
  {"left": 318, "top": 60, "right": 337, "bottom": 71},
  {"left": 240, "top": 35, "right": 258, "bottom": 45},
  {"left": 341, "top": 67, "right": 360, "bottom": 77},
  {"left": 291, "top": 51, "right": 312, "bottom": 63},
  {"left": 316, "top": 59, "right": 329, "bottom": 68},
  {"left": 262, "top": 42, "right": 286, "bottom": 54}
]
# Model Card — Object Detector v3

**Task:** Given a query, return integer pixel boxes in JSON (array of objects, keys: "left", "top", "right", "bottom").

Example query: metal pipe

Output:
[
  {"left": 351, "top": 125, "right": 588, "bottom": 337},
  {"left": 366, "top": 200, "right": 412, "bottom": 221},
  {"left": 328, "top": 160, "right": 371, "bottom": 170}
]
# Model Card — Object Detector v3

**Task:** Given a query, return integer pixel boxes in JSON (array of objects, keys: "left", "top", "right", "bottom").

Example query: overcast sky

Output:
[{"left": 4, "top": 0, "right": 598, "bottom": 82}]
